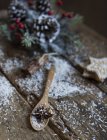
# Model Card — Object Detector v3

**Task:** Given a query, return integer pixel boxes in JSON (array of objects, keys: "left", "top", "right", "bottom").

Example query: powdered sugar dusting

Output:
[
  {"left": 16, "top": 69, "right": 45, "bottom": 96},
  {"left": 2, "top": 58, "right": 24, "bottom": 73},
  {"left": 0, "top": 75, "right": 15, "bottom": 106},
  {"left": 50, "top": 81, "right": 81, "bottom": 97},
  {"left": 16, "top": 56, "right": 104, "bottom": 99},
  {"left": 49, "top": 57, "right": 103, "bottom": 98},
  {"left": 51, "top": 57, "right": 75, "bottom": 78},
  {"left": 31, "top": 115, "right": 46, "bottom": 129},
  {"left": 16, "top": 57, "right": 82, "bottom": 98},
  {"left": 0, "top": 49, "right": 4, "bottom": 57},
  {"left": 56, "top": 98, "right": 107, "bottom": 139},
  {"left": 49, "top": 57, "right": 82, "bottom": 98}
]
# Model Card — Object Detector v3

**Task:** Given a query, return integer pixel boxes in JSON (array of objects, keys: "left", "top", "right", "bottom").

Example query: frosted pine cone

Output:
[
  {"left": 32, "top": 15, "right": 60, "bottom": 43},
  {"left": 8, "top": 1, "right": 27, "bottom": 21},
  {"left": 34, "top": 0, "right": 51, "bottom": 14}
]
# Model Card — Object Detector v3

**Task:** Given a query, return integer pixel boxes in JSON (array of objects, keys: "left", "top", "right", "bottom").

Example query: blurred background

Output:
[{"left": 0, "top": 0, "right": 107, "bottom": 37}]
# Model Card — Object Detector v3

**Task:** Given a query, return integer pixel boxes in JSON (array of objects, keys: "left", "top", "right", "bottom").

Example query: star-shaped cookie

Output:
[{"left": 83, "top": 57, "right": 107, "bottom": 82}]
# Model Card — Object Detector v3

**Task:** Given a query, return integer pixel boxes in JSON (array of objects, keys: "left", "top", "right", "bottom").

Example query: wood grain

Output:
[{"left": 0, "top": 72, "right": 61, "bottom": 140}]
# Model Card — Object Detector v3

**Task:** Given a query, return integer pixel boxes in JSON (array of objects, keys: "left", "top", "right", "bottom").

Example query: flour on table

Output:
[
  {"left": 16, "top": 57, "right": 82, "bottom": 98},
  {"left": 56, "top": 98, "right": 107, "bottom": 139},
  {"left": 0, "top": 75, "right": 21, "bottom": 126},
  {"left": 2, "top": 58, "right": 24, "bottom": 73},
  {"left": 0, "top": 76, "right": 15, "bottom": 107},
  {"left": 16, "top": 69, "right": 45, "bottom": 96},
  {"left": 49, "top": 57, "right": 103, "bottom": 99},
  {"left": 16, "top": 56, "right": 104, "bottom": 99},
  {"left": 49, "top": 57, "right": 81, "bottom": 98},
  {"left": 0, "top": 49, "right": 4, "bottom": 57},
  {"left": 31, "top": 115, "right": 46, "bottom": 129}
]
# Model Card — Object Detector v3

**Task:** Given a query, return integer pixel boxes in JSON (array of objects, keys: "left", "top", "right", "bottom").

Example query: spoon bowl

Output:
[{"left": 30, "top": 105, "right": 49, "bottom": 131}]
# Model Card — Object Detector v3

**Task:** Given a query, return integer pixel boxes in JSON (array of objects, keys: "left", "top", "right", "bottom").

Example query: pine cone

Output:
[
  {"left": 35, "top": 0, "right": 51, "bottom": 14},
  {"left": 8, "top": 1, "right": 27, "bottom": 21},
  {"left": 32, "top": 15, "right": 60, "bottom": 43}
]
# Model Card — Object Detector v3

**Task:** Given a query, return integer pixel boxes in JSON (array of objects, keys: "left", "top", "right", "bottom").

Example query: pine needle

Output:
[
  {"left": 70, "top": 15, "right": 83, "bottom": 28},
  {"left": 0, "top": 24, "right": 11, "bottom": 40},
  {"left": 21, "top": 32, "right": 35, "bottom": 48}
]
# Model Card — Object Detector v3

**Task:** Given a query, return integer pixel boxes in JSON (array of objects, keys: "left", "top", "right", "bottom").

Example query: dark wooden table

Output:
[{"left": 0, "top": 11, "right": 107, "bottom": 140}]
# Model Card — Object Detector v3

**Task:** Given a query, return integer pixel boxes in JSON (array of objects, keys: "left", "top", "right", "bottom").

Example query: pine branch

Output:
[
  {"left": 70, "top": 15, "right": 83, "bottom": 28},
  {"left": 21, "top": 32, "right": 36, "bottom": 48},
  {"left": 51, "top": 0, "right": 57, "bottom": 9},
  {"left": 0, "top": 24, "right": 11, "bottom": 40},
  {"left": 51, "top": 0, "right": 57, "bottom": 4}
]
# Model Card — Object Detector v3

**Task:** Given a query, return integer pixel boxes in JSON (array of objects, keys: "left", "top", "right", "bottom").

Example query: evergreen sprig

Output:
[
  {"left": 21, "top": 32, "right": 35, "bottom": 48},
  {"left": 70, "top": 15, "right": 83, "bottom": 28},
  {"left": 0, "top": 24, "right": 11, "bottom": 40}
]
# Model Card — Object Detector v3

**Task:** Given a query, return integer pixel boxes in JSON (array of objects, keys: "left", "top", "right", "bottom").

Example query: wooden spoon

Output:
[{"left": 30, "top": 65, "right": 55, "bottom": 131}]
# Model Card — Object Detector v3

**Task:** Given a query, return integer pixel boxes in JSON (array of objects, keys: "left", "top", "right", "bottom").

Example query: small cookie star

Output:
[{"left": 84, "top": 57, "right": 107, "bottom": 82}]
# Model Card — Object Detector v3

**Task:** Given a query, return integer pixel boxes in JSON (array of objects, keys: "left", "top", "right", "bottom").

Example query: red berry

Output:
[
  {"left": 18, "top": 23, "right": 25, "bottom": 29},
  {"left": 67, "top": 13, "right": 73, "bottom": 18},
  {"left": 56, "top": 0, "right": 64, "bottom": 6},
  {"left": 16, "top": 19, "right": 20, "bottom": 24},
  {"left": 62, "top": 12, "right": 74, "bottom": 19},
  {"left": 48, "top": 11, "right": 53, "bottom": 16},
  {"left": 62, "top": 12, "right": 68, "bottom": 18},
  {"left": 9, "top": 24, "right": 16, "bottom": 30}
]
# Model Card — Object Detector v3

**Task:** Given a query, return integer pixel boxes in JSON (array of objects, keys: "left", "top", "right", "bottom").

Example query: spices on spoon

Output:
[
  {"left": 31, "top": 105, "right": 54, "bottom": 130},
  {"left": 31, "top": 105, "right": 54, "bottom": 121}
]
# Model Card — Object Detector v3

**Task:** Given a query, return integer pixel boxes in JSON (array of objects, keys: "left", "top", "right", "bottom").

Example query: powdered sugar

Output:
[
  {"left": 16, "top": 69, "right": 45, "bottom": 96},
  {"left": 16, "top": 56, "right": 104, "bottom": 99},
  {"left": 0, "top": 49, "right": 4, "bottom": 57},
  {"left": 2, "top": 58, "right": 24, "bottom": 73},
  {"left": 0, "top": 75, "right": 15, "bottom": 106},
  {"left": 16, "top": 56, "right": 82, "bottom": 98},
  {"left": 49, "top": 57, "right": 81, "bottom": 97},
  {"left": 50, "top": 59, "right": 77, "bottom": 97},
  {"left": 51, "top": 57, "right": 75, "bottom": 78},
  {"left": 56, "top": 98, "right": 107, "bottom": 139},
  {"left": 49, "top": 57, "right": 103, "bottom": 98},
  {"left": 50, "top": 81, "right": 81, "bottom": 97},
  {"left": 31, "top": 115, "right": 46, "bottom": 129}
]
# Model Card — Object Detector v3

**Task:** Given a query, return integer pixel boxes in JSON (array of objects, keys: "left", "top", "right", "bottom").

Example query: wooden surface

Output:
[
  {"left": 0, "top": 20, "right": 107, "bottom": 140},
  {"left": 0, "top": 72, "right": 61, "bottom": 140}
]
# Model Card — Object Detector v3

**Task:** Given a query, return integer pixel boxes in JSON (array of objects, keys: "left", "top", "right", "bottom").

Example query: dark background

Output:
[{"left": 0, "top": 0, "right": 107, "bottom": 37}]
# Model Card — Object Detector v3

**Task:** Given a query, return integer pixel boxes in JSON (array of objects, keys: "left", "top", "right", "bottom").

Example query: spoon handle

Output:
[{"left": 42, "top": 65, "right": 55, "bottom": 102}]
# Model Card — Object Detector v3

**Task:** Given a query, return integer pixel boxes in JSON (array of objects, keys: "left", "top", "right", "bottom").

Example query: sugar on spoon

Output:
[{"left": 30, "top": 65, "right": 55, "bottom": 131}]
